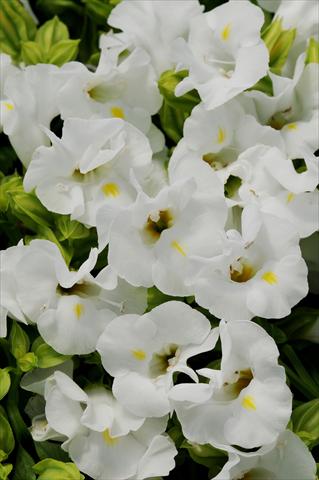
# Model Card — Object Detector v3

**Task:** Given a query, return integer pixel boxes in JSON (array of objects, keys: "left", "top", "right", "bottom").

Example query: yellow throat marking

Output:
[
  {"left": 221, "top": 23, "right": 231, "bottom": 41},
  {"left": 102, "top": 429, "right": 119, "bottom": 446},
  {"left": 3, "top": 102, "right": 14, "bottom": 111},
  {"left": 111, "top": 106, "right": 125, "bottom": 119},
  {"left": 286, "top": 192, "right": 295, "bottom": 203},
  {"left": 171, "top": 240, "right": 186, "bottom": 257},
  {"left": 132, "top": 349, "right": 146, "bottom": 361},
  {"left": 102, "top": 183, "right": 120, "bottom": 197},
  {"left": 262, "top": 271, "right": 278, "bottom": 285},
  {"left": 286, "top": 123, "right": 297, "bottom": 130},
  {"left": 74, "top": 303, "right": 84, "bottom": 318},
  {"left": 241, "top": 395, "right": 256, "bottom": 411},
  {"left": 217, "top": 127, "right": 226, "bottom": 144}
]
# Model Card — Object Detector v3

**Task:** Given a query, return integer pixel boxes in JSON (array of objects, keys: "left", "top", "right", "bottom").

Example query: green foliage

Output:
[
  {"left": 9, "top": 322, "right": 30, "bottom": 361},
  {"left": 21, "top": 16, "right": 80, "bottom": 66},
  {"left": 262, "top": 18, "right": 296, "bottom": 74},
  {"left": 33, "top": 459, "right": 84, "bottom": 480},
  {"left": 32, "top": 338, "right": 71, "bottom": 369},
  {"left": 306, "top": 37, "right": 319, "bottom": 65},
  {"left": 158, "top": 70, "right": 200, "bottom": 143},
  {"left": 0, "top": 0, "right": 37, "bottom": 61},
  {"left": 291, "top": 399, "right": 319, "bottom": 449},
  {"left": 0, "top": 410, "right": 15, "bottom": 460},
  {"left": 0, "top": 369, "right": 11, "bottom": 401},
  {"left": 0, "top": 462, "right": 13, "bottom": 480},
  {"left": 12, "top": 446, "right": 36, "bottom": 480}
]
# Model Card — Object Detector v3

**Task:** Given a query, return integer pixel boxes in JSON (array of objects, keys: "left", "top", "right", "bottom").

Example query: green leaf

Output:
[
  {"left": 33, "top": 459, "right": 84, "bottom": 480},
  {"left": 35, "top": 16, "right": 69, "bottom": 53},
  {"left": 292, "top": 399, "right": 319, "bottom": 448},
  {"left": 55, "top": 215, "right": 90, "bottom": 241},
  {"left": 83, "top": 0, "right": 113, "bottom": 24},
  {"left": 158, "top": 70, "right": 200, "bottom": 110},
  {"left": 0, "top": 463, "right": 13, "bottom": 480},
  {"left": 17, "top": 352, "right": 38, "bottom": 372},
  {"left": 34, "top": 442, "right": 70, "bottom": 463},
  {"left": 33, "top": 340, "right": 71, "bottom": 369},
  {"left": 262, "top": 18, "right": 296, "bottom": 74},
  {"left": 0, "top": 411, "right": 14, "bottom": 458},
  {"left": 158, "top": 69, "right": 200, "bottom": 143},
  {"left": 48, "top": 39, "right": 80, "bottom": 66},
  {"left": 10, "top": 192, "right": 53, "bottom": 229},
  {"left": 0, "top": 0, "right": 37, "bottom": 61},
  {"left": 21, "top": 42, "right": 44, "bottom": 65},
  {"left": 12, "top": 446, "right": 35, "bottom": 480},
  {"left": 306, "top": 37, "right": 319, "bottom": 65},
  {"left": 181, "top": 440, "right": 227, "bottom": 472},
  {"left": 224, "top": 175, "right": 242, "bottom": 199},
  {"left": 9, "top": 322, "right": 30, "bottom": 360},
  {"left": 147, "top": 286, "right": 180, "bottom": 312},
  {"left": 0, "top": 369, "right": 11, "bottom": 401}
]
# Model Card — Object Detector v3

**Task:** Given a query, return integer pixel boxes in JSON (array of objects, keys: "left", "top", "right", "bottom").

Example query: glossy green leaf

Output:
[
  {"left": 33, "top": 459, "right": 84, "bottom": 480},
  {"left": 0, "top": 369, "right": 11, "bottom": 401},
  {"left": 0, "top": 412, "right": 14, "bottom": 458},
  {"left": 9, "top": 322, "right": 30, "bottom": 360}
]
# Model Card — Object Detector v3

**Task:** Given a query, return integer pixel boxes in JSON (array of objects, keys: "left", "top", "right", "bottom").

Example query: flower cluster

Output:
[{"left": 0, "top": 1, "right": 318, "bottom": 479}]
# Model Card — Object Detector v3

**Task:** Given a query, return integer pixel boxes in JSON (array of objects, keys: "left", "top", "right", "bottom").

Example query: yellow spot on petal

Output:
[
  {"left": 74, "top": 303, "right": 84, "bottom": 318},
  {"left": 102, "top": 182, "right": 120, "bottom": 197},
  {"left": 171, "top": 240, "right": 186, "bottom": 257},
  {"left": 241, "top": 395, "right": 256, "bottom": 411},
  {"left": 102, "top": 429, "right": 119, "bottom": 446},
  {"left": 287, "top": 192, "right": 295, "bottom": 203},
  {"left": 111, "top": 106, "right": 125, "bottom": 119},
  {"left": 132, "top": 349, "right": 146, "bottom": 361},
  {"left": 217, "top": 127, "right": 226, "bottom": 144},
  {"left": 286, "top": 123, "right": 297, "bottom": 130},
  {"left": 262, "top": 271, "right": 278, "bottom": 285},
  {"left": 221, "top": 23, "right": 231, "bottom": 41},
  {"left": 3, "top": 102, "right": 14, "bottom": 111}
]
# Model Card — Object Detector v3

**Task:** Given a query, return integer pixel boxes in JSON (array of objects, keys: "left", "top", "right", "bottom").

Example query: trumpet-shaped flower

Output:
[
  {"left": 1, "top": 239, "right": 147, "bottom": 354},
  {"left": 236, "top": 146, "right": 319, "bottom": 238},
  {"left": 170, "top": 320, "right": 292, "bottom": 452},
  {"left": 212, "top": 430, "right": 316, "bottom": 480},
  {"left": 245, "top": 54, "right": 319, "bottom": 157},
  {"left": 0, "top": 64, "right": 67, "bottom": 166},
  {"left": 97, "top": 178, "right": 227, "bottom": 295},
  {"left": 57, "top": 43, "right": 164, "bottom": 152},
  {"left": 24, "top": 117, "right": 152, "bottom": 226},
  {"left": 174, "top": 0, "right": 269, "bottom": 110},
  {"left": 108, "top": 0, "right": 204, "bottom": 76},
  {"left": 97, "top": 301, "right": 218, "bottom": 417},
  {"left": 42, "top": 371, "right": 177, "bottom": 480},
  {"left": 169, "top": 100, "right": 284, "bottom": 194},
  {"left": 191, "top": 208, "right": 308, "bottom": 321}
]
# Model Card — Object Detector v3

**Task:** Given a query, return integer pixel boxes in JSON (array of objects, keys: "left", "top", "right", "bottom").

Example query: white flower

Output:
[
  {"left": 170, "top": 320, "right": 292, "bottom": 452},
  {"left": 2, "top": 239, "right": 147, "bottom": 355},
  {"left": 212, "top": 430, "right": 316, "bottom": 480},
  {"left": 230, "top": 145, "right": 319, "bottom": 238},
  {"left": 0, "top": 64, "right": 66, "bottom": 166},
  {"left": 174, "top": 0, "right": 269, "bottom": 110},
  {"left": 97, "top": 301, "right": 218, "bottom": 417},
  {"left": 244, "top": 54, "right": 319, "bottom": 157},
  {"left": 191, "top": 208, "right": 308, "bottom": 321},
  {"left": 0, "top": 241, "right": 28, "bottom": 337},
  {"left": 108, "top": 0, "right": 204, "bottom": 76},
  {"left": 169, "top": 100, "right": 284, "bottom": 194},
  {"left": 42, "top": 371, "right": 177, "bottom": 480},
  {"left": 24, "top": 117, "right": 152, "bottom": 226},
  {"left": 98, "top": 178, "right": 227, "bottom": 295},
  {"left": 57, "top": 47, "right": 164, "bottom": 153}
]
